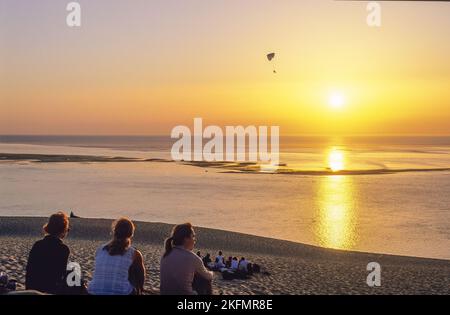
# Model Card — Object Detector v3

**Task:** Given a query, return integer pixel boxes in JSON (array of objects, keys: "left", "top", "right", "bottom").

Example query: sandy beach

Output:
[{"left": 0, "top": 216, "right": 449, "bottom": 295}]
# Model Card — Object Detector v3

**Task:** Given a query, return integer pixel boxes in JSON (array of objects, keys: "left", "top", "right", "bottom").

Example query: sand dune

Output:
[{"left": 0, "top": 216, "right": 449, "bottom": 295}]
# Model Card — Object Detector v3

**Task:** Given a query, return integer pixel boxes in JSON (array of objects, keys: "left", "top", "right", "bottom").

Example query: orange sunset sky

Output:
[{"left": 1, "top": 0, "right": 450, "bottom": 135}]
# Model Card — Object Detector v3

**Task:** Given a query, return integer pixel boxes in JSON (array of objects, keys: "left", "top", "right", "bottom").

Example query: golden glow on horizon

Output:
[
  {"left": 314, "top": 175, "right": 358, "bottom": 250},
  {"left": 1, "top": 2, "right": 450, "bottom": 135}
]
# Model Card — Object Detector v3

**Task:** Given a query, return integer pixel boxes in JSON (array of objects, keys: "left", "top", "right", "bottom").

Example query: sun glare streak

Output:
[{"left": 314, "top": 175, "right": 358, "bottom": 250}]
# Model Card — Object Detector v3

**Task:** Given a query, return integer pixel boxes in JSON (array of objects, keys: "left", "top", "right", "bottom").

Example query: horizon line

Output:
[{"left": 1, "top": 133, "right": 450, "bottom": 137}]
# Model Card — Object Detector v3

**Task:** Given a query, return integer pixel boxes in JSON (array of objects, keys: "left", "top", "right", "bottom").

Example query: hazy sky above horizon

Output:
[{"left": 1, "top": 0, "right": 450, "bottom": 135}]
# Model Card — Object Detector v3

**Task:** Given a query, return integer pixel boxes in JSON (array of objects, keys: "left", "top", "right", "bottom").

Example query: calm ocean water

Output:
[
  {"left": 2, "top": 135, "right": 450, "bottom": 152},
  {"left": 0, "top": 135, "right": 449, "bottom": 259}
]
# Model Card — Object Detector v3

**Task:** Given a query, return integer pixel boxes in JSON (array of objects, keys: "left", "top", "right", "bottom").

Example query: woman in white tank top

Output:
[{"left": 88, "top": 218, "right": 145, "bottom": 295}]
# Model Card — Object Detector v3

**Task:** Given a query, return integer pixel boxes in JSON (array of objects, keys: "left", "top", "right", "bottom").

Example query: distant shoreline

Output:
[
  {"left": 2, "top": 152, "right": 450, "bottom": 176},
  {"left": 0, "top": 216, "right": 449, "bottom": 295}
]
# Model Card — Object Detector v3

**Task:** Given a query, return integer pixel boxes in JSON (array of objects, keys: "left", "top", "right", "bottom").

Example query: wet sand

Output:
[{"left": 0, "top": 216, "right": 449, "bottom": 295}]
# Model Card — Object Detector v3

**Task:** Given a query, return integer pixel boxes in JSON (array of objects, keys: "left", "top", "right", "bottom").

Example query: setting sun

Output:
[{"left": 328, "top": 92, "right": 346, "bottom": 109}]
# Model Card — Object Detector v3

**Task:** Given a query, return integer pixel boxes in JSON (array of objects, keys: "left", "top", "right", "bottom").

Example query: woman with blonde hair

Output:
[
  {"left": 88, "top": 218, "right": 145, "bottom": 295},
  {"left": 160, "top": 223, "right": 213, "bottom": 295}
]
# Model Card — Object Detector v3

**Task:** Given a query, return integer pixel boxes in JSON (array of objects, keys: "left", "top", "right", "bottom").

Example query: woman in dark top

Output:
[{"left": 25, "top": 212, "right": 70, "bottom": 294}]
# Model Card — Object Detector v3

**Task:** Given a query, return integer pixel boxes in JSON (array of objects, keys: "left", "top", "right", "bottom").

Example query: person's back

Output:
[
  {"left": 88, "top": 218, "right": 145, "bottom": 295},
  {"left": 161, "top": 246, "right": 210, "bottom": 295},
  {"left": 238, "top": 258, "right": 249, "bottom": 272},
  {"left": 215, "top": 252, "right": 225, "bottom": 268},
  {"left": 26, "top": 236, "right": 70, "bottom": 294},
  {"left": 160, "top": 223, "right": 213, "bottom": 295},
  {"left": 88, "top": 245, "right": 135, "bottom": 295},
  {"left": 231, "top": 258, "right": 239, "bottom": 270},
  {"left": 202, "top": 254, "right": 211, "bottom": 267},
  {"left": 26, "top": 212, "right": 70, "bottom": 294},
  {"left": 225, "top": 257, "right": 232, "bottom": 268}
]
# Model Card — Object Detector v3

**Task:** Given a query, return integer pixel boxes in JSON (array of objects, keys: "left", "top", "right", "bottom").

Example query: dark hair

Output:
[
  {"left": 43, "top": 211, "right": 69, "bottom": 237},
  {"left": 218, "top": 251, "right": 222, "bottom": 255},
  {"left": 163, "top": 223, "right": 194, "bottom": 258},
  {"left": 104, "top": 218, "right": 135, "bottom": 256}
]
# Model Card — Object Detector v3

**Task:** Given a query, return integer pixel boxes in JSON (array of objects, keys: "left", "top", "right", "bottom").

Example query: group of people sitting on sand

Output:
[
  {"left": 197, "top": 251, "right": 259, "bottom": 280},
  {"left": 1, "top": 211, "right": 261, "bottom": 295}
]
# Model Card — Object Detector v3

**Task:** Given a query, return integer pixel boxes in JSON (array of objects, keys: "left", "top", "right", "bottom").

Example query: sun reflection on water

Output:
[
  {"left": 327, "top": 147, "right": 345, "bottom": 172},
  {"left": 314, "top": 171, "right": 359, "bottom": 250}
]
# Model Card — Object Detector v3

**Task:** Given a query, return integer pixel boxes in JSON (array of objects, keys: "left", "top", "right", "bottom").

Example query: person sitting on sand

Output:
[
  {"left": 69, "top": 211, "right": 80, "bottom": 218},
  {"left": 0, "top": 272, "right": 16, "bottom": 294},
  {"left": 25, "top": 211, "right": 71, "bottom": 294},
  {"left": 225, "top": 256, "right": 232, "bottom": 268},
  {"left": 231, "top": 257, "right": 239, "bottom": 270},
  {"left": 202, "top": 253, "right": 212, "bottom": 268},
  {"left": 238, "top": 257, "right": 249, "bottom": 273},
  {"left": 88, "top": 218, "right": 145, "bottom": 295},
  {"left": 215, "top": 251, "right": 225, "bottom": 269},
  {"left": 160, "top": 223, "right": 213, "bottom": 295}
]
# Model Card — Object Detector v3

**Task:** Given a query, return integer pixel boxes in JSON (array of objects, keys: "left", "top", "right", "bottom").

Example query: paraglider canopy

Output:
[{"left": 267, "top": 53, "right": 276, "bottom": 73}]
